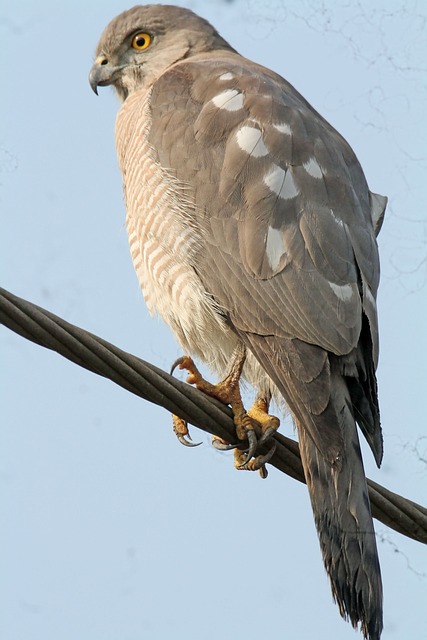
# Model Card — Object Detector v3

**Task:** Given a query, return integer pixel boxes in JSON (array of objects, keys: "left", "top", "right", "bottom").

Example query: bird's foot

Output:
[
  {"left": 212, "top": 395, "right": 279, "bottom": 478},
  {"left": 171, "top": 346, "right": 279, "bottom": 478},
  {"left": 170, "top": 348, "right": 245, "bottom": 449}
]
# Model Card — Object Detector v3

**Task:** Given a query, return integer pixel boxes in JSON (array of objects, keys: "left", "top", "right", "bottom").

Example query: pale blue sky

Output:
[{"left": 1, "top": 1, "right": 426, "bottom": 639}]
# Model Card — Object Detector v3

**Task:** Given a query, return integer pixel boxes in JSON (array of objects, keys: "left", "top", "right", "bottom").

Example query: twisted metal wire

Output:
[{"left": 1, "top": 286, "right": 426, "bottom": 544}]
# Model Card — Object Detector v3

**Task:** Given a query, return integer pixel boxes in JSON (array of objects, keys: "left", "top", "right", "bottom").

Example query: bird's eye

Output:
[{"left": 131, "top": 33, "right": 152, "bottom": 50}]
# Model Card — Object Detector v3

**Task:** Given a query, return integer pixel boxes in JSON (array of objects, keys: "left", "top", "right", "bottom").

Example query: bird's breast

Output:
[{"left": 115, "top": 89, "right": 239, "bottom": 373}]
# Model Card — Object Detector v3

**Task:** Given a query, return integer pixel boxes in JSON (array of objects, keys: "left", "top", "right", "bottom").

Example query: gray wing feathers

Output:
[
  {"left": 147, "top": 51, "right": 383, "bottom": 453},
  {"left": 148, "top": 56, "right": 383, "bottom": 361}
]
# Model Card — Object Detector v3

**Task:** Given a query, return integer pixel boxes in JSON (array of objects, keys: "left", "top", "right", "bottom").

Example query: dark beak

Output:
[{"left": 89, "top": 57, "right": 121, "bottom": 95}]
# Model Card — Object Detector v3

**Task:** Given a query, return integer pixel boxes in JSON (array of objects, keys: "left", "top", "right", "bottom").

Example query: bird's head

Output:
[{"left": 89, "top": 4, "right": 233, "bottom": 101}]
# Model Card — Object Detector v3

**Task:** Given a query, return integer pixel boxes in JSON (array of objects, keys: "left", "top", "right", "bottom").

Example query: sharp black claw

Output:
[
  {"left": 261, "top": 440, "right": 277, "bottom": 464},
  {"left": 212, "top": 439, "right": 238, "bottom": 451},
  {"left": 177, "top": 434, "right": 202, "bottom": 447},
  {"left": 258, "top": 426, "right": 277, "bottom": 446},
  {"left": 245, "top": 428, "right": 258, "bottom": 460},
  {"left": 170, "top": 356, "right": 187, "bottom": 375},
  {"left": 237, "top": 429, "right": 258, "bottom": 467}
]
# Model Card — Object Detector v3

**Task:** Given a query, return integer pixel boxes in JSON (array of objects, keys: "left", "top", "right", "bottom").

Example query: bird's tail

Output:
[
  {"left": 296, "top": 374, "right": 383, "bottom": 640},
  {"left": 242, "top": 332, "right": 383, "bottom": 637}
]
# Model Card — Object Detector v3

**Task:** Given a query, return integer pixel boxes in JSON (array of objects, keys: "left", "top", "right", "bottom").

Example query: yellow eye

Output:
[{"left": 131, "top": 32, "right": 152, "bottom": 50}]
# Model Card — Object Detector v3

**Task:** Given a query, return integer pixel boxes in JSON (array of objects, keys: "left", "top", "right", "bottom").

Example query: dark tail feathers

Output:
[{"left": 297, "top": 375, "right": 383, "bottom": 640}]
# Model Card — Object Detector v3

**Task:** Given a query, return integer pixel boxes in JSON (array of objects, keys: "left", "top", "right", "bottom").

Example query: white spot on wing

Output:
[
  {"left": 236, "top": 126, "right": 268, "bottom": 157},
  {"left": 212, "top": 89, "right": 244, "bottom": 111},
  {"left": 329, "top": 282, "right": 354, "bottom": 302},
  {"left": 264, "top": 165, "right": 285, "bottom": 195},
  {"left": 264, "top": 166, "right": 299, "bottom": 199},
  {"left": 303, "top": 157, "right": 323, "bottom": 179},
  {"left": 281, "top": 170, "right": 300, "bottom": 199},
  {"left": 219, "top": 72, "right": 234, "bottom": 81},
  {"left": 273, "top": 122, "right": 292, "bottom": 135},
  {"left": 266, "top": 226, "right": 286, "bottom": 271}
]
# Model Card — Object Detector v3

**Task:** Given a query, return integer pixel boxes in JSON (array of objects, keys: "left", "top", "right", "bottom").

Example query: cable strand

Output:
[{"left": 1, "top": 286, "right": 426, "bottom": 544}]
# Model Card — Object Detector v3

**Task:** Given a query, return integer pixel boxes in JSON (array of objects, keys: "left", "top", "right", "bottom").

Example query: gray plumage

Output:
[{"left": 89, "top": 6, "right": 386, "bottom": 638}]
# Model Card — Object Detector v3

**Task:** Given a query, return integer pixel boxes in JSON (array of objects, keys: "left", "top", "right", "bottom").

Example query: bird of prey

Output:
[{"left": 89, "top": 5, "right": 386, "bottom": 638}]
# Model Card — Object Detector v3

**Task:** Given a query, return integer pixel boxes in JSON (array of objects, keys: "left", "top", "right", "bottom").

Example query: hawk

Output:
[{"left": 89, "top": 5, "right": 386, "bottom": 638}]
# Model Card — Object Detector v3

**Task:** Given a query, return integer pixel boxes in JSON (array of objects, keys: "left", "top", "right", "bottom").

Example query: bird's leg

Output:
[{"left": 171, "top": 345, "right": 279, "bottom": 478}]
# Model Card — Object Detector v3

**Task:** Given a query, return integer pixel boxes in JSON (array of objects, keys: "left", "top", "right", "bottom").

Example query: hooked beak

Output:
[{"left": 89, "top": 56, "right": 122, "bottom": 95}]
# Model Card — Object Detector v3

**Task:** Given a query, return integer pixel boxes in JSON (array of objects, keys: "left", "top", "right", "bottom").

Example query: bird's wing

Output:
[
  {"left": 147, "top": 53, "right": 381, "bottom": 360},
  {"left": 145, "top": 53, "right": 383, "bottom": 461}
]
